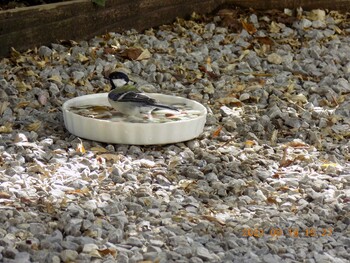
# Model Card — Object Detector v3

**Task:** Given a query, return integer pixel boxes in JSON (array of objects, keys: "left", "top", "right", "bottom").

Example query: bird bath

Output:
[{"left": 62, "top": 93, "right": 207, "bottom": 145}]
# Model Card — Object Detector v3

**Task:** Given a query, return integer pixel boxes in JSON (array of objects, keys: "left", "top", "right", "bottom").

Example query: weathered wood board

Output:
[
  {"left": 0, "top": 0, "right": 225, "bottom": 57},
  {"left": 1, "top": 0, "right": 350, "bottom": 57},
  {"left": 225, "top": 0, "right": 350, "bottom": 10}
]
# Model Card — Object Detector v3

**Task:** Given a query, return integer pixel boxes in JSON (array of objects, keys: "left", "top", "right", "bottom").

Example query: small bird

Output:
[{"left": 107, "top": 71, "right": 178, "bottom": 118}]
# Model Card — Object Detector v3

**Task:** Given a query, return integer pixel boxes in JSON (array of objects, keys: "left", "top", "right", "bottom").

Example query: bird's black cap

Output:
[{"left": 109, "top": 71, "right": 129, "bottom": 82}]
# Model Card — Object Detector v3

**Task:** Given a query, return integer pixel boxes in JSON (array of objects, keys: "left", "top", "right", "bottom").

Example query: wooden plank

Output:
[
  {"left": 1, "top": 0, "right": 350, "bottom": 57},
  {"left": 0, "top": 0, "right": 225, "bottom": 57},
  {"left": 225, "top": 0, "right": 350, "bottom": 10}
]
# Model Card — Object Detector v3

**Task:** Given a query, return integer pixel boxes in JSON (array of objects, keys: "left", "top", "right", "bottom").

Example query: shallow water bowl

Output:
[{"left": 62, "top": 93, "right": 207, "bottom": 145}]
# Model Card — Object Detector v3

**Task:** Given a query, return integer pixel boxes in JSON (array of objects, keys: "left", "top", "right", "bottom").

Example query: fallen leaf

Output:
[
  {"left": 199, "top": 65, "right": 219, "bottom": 80},
  {"left": 0, "top": 123, "right": 13, "bottom": 133},
  {"left": 36, "top": 60, "right": 46, "bottom": 68},
  {"left": 178, "top": 180, "right": 195, "bottom": 190},
  {"left": 321, "top": 163, "right": 338, "bottom": 168},
  {"left": 27, "top": 162, "right": 50, "bottom": 176},
  {"left": 284, "top": 140, "right": 309, "bottom": 148},
  {"left": 15, "top": 101, "right": 30, "bottom": 110},
  {"left": 77, "top": 53, "right": 89, "bottom": 63},
  {"left": 16, "top": 81, "right": 32, "bottom": 92},
  {"left": 20, "top": 197, "right": 33, "bottom": 204},
  {"left": 97, "top": 248, "right": 117, "bottom": 257},
  {"left": 48, "top": 75, "right": 63, "bottom": 84},
  {"left": 254, "top": 36, "right": 274, "bottom": 46},
  {"left": 270, "top": 21, "right": 282, "bottom": 33},
  {"left": 120, "top": 48, "right": 151, "bottom": 60},
  {"left": 277, "top": 186, "right": 290, "bottom": 191},
  {"left": 120, "top": 48, "right": 142, "bottom": 60},
  {"left": 104, "top": 47, "right": 118, "bottom": 55},
  {"left": 10, "top": 47, "right": 21, "bottom": 59},
  {"left": 245, "top": 140, "right": 256, "bottom": 147},
  {"left": 285, "top": 93, "right": 308, "bottom": 104},
  {"left": 25, "top": 70, "right": 39, "bottom": 77},
  {"left": 307, "top": 9, "right": 326, "bottom": 21},
  {"left": 241, "top": 20, "right": 257, "bottom": 34},
  {"left": 136, "top": 49, "right": 151, "bottom": 60},
  {"left": 90, "top": 146, "right": 108, "bottom": 153},
  {"left": 97, "top": 154, "right": 121, "bottom": 162},
  {"left": 0, "top": 191, "right": 11, "bottom": 199},
  {"left": 26, "top": 121, "right": 42, "bottom": 132},
  {"left": 76, "top": 140, "right": 86, "bottom": 154},
  {"left": 272, "top": 173, "right": 281, "bottom": 179},
  {"left": 212, "top": 126, "right": 223, "bottom": 138},
  {"left": 66, "top": 188, "right": 90, "bottom": 196},
  {"left": 202, "top": 215, "right": 226, "bottom": 225},
  {"left": 267, "top": 196, "right": 278, "bottom": 205},
  {"left": 217, "top": 97, "right": 243, "bottom": 107}
]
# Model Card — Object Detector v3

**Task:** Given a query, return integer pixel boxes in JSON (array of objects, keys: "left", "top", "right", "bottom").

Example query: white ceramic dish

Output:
[{"left": 62, "top": 93, "right": 207, "bottom": 145}]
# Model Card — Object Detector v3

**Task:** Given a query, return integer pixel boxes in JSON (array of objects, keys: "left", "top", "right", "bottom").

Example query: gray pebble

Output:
[
  {"left": 60, "top": 250, "right": 78, "bottom": 262},
  {"left": 38, "top": 46, "right": 52, "bottom": 57}
]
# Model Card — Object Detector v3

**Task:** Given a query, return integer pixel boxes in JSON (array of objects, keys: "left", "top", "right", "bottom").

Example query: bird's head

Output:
[{"left": 108, "top": 71, "right": 130, "bottom": 89}]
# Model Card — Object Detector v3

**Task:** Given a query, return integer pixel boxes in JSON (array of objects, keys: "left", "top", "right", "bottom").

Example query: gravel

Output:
[{"left": 0, "top": 6, "right": 349, "bottom": 263}]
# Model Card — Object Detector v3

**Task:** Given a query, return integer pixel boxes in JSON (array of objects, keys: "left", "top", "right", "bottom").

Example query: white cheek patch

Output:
[{"left": 112, "top": 79, "right": 127, "bottom": 87}]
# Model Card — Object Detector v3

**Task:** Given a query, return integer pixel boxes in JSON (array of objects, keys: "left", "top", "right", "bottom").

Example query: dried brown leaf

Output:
[
  {"left": 199, "top": 60, "right": 220, "bottom": 80},
  {"left": 120, "top": 48, "right": 151, "bottom": 61},
  {"left": 97, "top": 248, "right": 117, "bottom": 257},
  {"left": 97, "top": 154, "right": 121, "bottom": 162},
  {"left": 120, "top": 48, "right": 142, "bottom": 60},
  {"left": 27, "top": 163, "right": 50, "bottom": 176},
  {"left": 284, "top": 141, "right": 309, "bottom": 148},
  {"left": 26, "top": 121, "right": 42, "bottom": 132},
  {"left": 66, "top": 188, "right": 90, "bottom": 196},
  {"left": 77, "top": 53, "right": 89, "bottom": 63},
  {"left": 212, "top": 126, "right": 223, "bottom": 138},
  {"left": 272, "top": 172, "right": 281, "bottom": 179},
  {"left": 90, "top": 146, "right": 108, "bottom": 153},
  {"left": 136, "top": 49, "right": 151, "bottom": 60},
  {"left": 254, "top": 36, "right": 274, "bottom": 46},
  {"left": 0, "top": 123, "right": 13, "bottom": 133},
  {"left": 241, "top": 20, "right": 257, "bottom": 34},
  {"left": 76, "top": 140, "right": 86, "bottom": 154},
  {"left": 36, "top": 60, "right": 46, "bottom": 69},
  {"left": 278, "top": 186, "right": 290, "bottom": 191},
  {"left": 202, "top": 215, "right": 226, "bottom": 226},
  {"left": 25, "top": 70, "right": 39, "bottom": 77},
  {"left": 16, "top": 81, "right": 32, "bottom": 92},
  {"left": 244, "top": 140, "right": 256, "bottom": 147},
  {"left": 104, "top": 47, "right": 118, "bottom": 55},
  {"left": 178, "top": 180, "right": 195, "bottom": 190},
  {"left": 20, "top": 197, "right": 33, "bottom": 204},
  {"left": 15, "top": 101, "right": 30, "bottom": 109},
  {"left": 217, "top": 97, "right": 243, "bottom": 107},
  {"left": 0, "top": 191, "right": 11, "bottom": 199},
  {"left": 48, "top": 75, "right": 62, "bottom": 84},
  {"left": 10, "top": 47, "right": 21, "bottom": 59},
  {"left": 270, "top": 21, "right": 282, "bottom": 33},
  {"left": 266, "top": 196, "right": 278, "bottom": 205}
]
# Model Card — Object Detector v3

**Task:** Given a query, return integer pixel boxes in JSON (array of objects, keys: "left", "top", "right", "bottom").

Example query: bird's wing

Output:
[{"left": 108, "top": 91, "right": 157, "bottom": 105}]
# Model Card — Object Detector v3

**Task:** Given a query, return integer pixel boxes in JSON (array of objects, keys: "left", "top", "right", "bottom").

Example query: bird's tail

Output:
[{"left": 153, "top": 103, "right": 179, "bottom": 111}]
